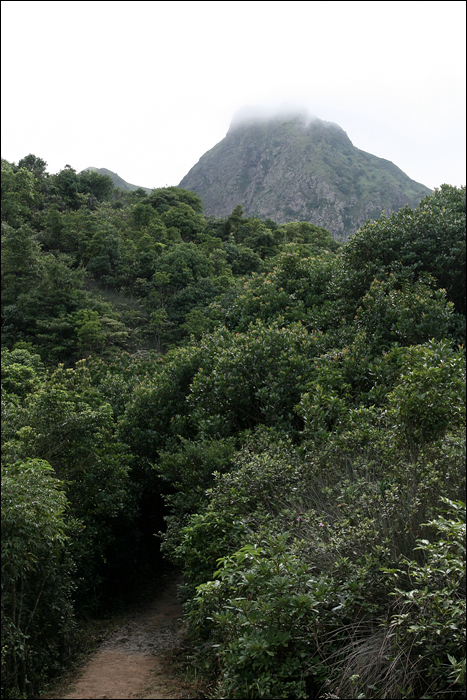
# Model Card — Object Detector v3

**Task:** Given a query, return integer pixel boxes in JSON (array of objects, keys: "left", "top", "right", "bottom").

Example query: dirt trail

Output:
[{"left": 53, "top": 574, "right": 197, "bottom": 699}]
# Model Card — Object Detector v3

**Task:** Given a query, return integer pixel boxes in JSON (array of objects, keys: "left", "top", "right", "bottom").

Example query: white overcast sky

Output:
[{"left": 1, "top": 0, "right": 466, "bottom": 191}]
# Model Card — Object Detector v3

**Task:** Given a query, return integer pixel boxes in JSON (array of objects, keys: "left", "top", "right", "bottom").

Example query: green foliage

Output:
[
  {"left": 1, "top": 156, "right": 465, "bottom": 698},
  {"left": 2, "top": 362, "right": 133, "bottom": 613},
  {"left": 16, "top": 154, "right": 48, "bottom": 178},
  {"left": 387, "top": 340, "right": 465, "bottom": 447},
  {"left": 191, "top": 534, "right": 325, "bottom": 699},
  {"left": 118, "top": 343, "right": 204, "bottom": 462},
  {"left": 161, "top": 203, "right": 206, "bottom": 242},
  {"left": 177, "top": 422, "right": 465, "bottom": 697},
  {"left": 354, "top": 275, "right": 460, "bottom": 352},
  {"left": 216, "top": 251, "right": 338, "bottom": 332},
  {"left": 223, "top": 241, "right": 263, "bottom": 275},
  {"left": 78, "top": 169, "right": 114, "bottom": 204},
  {"left": 188, "top": 322, "right": 321, "bottom": 438},
  {"left": 157, "top": 436, "right": 236, "bottom": 518},
  {"left": 148, "top": 186, "right": 203, "bottom": 214},
  {"left": 381, "top": 499, "right": 466, "bottom": 698},
  {"left": 73, "top": 308, "right": 129, "bottom": 356},
  {"left": 181, "top": 307, "right": 215, "bottom": 339},
  {"left": 276, "top": 220, "right": 341, "bottom": 253},
  {"left": 171, "top": 430, "right": 304, "bottom": 596},
  {"left": 341, "top": 184, "right": 466, "bottom": 315},
  {"left": 1, "top": 348, "right": 44, "bottom": 398},
  {"left": 2, "top": 155, "right": 346, "bottom": 359},
  {"left": 1, "top": 221, "right": 90, "bottom": 362},
  {"left": 83, "top": 350, "right": 162, "bottom": 418},
  {"left": 1, "top": 459, "right": 75, "bottom": 698},
  {"left": 51, "top": 165, "right": 85, "bottom": 210},
  {"left": 1, "top": 160, "right": 38, "bottom": 227},
  {"left": 297, "top": 337, "right": 466, "bottom": 449}
]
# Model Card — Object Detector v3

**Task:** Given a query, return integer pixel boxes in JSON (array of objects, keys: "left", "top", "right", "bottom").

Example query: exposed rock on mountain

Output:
[
  {"left": 179, "top": 112, "right": 431, "bottom": 240},
  {"left": 81, "top": 167, "right": 151, "bottom": 194}
]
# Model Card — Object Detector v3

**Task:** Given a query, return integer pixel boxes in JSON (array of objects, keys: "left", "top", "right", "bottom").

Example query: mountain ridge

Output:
[{"left": 81, "top": 167, "right": 151, "bottom": 194}]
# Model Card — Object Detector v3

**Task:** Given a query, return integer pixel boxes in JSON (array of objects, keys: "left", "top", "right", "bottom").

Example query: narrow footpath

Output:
[{"left": 44, "top": 574, "right": 199, "bottom": 699}]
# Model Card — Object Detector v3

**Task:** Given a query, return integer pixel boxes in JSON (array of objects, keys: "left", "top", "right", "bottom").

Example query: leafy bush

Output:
[
  {"left": 1, "top": 348, "right": 44, "bottom": 398},
  {"left": 175, "top": 398, "right": 465, "bottom": 697},
  {"left": 2, "top": 363, "right": 134, "bottom": 614},
  {"left": 379, "top": 499, "right": 466, "bottom": 699},
  {"left": 1, "top": 460, "right": 76, "bottom": 698},
  {"left": 188, "top": 321, "right": 322, "bottom": 438},
  {"left": 157, "top": 436, "right": 236, "bottom": 518},
  {"left": 170, "top": 430, "right": 303, "bottom": 596},
  {"left": 216, "top": 251, "right": 337, "bottom": 333},
  {"left": 353, "top": 275, "right": 460, "bottom": 352},
  {"left": 340, "top": 184, "right": 466, "bottom": 315},
  {"left": 1, "top": 165, "right": 465, "bottom": 698},
  {"left": 387, "top": 340, "right": 466, "bottom": 448},
  {"left": 189, "top": 533, "right": 327, "bottom": 699},
  {"left": 118, "top": 343, "right": 204, "bottom": 463}
]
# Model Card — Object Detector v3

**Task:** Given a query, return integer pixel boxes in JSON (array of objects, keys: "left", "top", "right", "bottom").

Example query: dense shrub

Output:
[
  {"left": 340, "top": 184, "right": 466, "bottom": 315},
  {"left": 174, "top": 376, "right": 465, "bottom": 697},
  {"left": 1, "top": 460, "right": 75, "bottom": 698}
]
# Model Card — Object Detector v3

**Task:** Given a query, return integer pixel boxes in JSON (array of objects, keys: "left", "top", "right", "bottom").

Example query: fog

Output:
[
  {"left": 1, "top": 1, "right": 465, "bottom": 190},
  {"left": 229, "top": 101, "right": 350, "bottom": 137},
  {"left": 229, "top": 101, "right": 312, "bottom": 127}
]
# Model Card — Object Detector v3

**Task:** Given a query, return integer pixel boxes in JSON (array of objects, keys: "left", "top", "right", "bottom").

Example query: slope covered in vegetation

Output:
[{"left": 1, "top": 155, "right": 465, "bottom": 699}]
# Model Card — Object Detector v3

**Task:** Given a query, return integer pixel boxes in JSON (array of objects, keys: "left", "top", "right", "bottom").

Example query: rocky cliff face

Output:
[{"left": 179, "top": 114, "right": 431, "bottom": 240}]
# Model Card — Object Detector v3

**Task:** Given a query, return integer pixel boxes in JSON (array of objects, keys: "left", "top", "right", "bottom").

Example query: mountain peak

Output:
[{"left": 179, "top": 111, "right": 430, "bottom": 240}]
